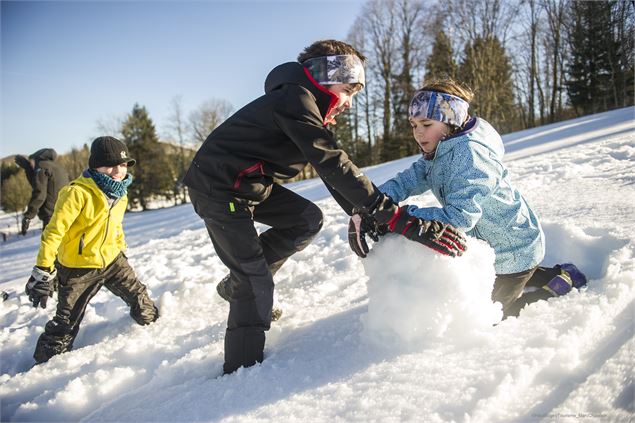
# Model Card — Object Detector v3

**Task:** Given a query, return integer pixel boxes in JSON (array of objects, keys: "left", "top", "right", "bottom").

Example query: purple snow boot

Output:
[
  {"left": 558, "top": 263, "right": 588, "bottom": 288},
  {"left": 543, "top": 263, "right": 588, "bottom": 296}
]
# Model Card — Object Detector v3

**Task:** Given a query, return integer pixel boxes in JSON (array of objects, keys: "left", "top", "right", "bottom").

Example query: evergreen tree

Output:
[
  {"left": 611, "top": 0, "right": 635, "bottom": 108},
  {"left": 332, "top": 106, "right": 372, "bottom": 168},
  {"left": 121, "top": 104, "right": 173, "bottom": 210},
  {"left": 1, "top": 160, "right": 22, "bottom": 182},
  {"left": 459, "top": 36, "right": 516, "bottom": 132},
  {"left": 566, "top": 1, "right": 629, "bottom": 114},
  {"left": 331, "top": 109, "right": 358, "bottom": 162},
  {"left": 1, "top": 170, "right": 31, "bottom": 226},
  {"left": 425, "top": 30, "right": 457, "bottom": 81}
]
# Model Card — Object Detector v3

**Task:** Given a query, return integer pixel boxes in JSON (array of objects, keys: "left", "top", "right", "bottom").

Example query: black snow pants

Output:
[
  {"left": 34, "top": 252, "right": 159, "bottom": 363},
  {"left": 492, "top": 266, "right": 562, "bottom": 319},
  {"left": 189, "top": 183, "right": 323, "bottom": 374}
]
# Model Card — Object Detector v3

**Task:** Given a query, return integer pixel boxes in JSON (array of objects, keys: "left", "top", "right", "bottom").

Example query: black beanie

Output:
[{"left": 89, "top": 136, "right": 136, "bottom": 169}]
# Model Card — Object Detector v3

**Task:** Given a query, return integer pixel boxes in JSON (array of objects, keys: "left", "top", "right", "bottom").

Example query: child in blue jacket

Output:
[{"left": 379, "top": 79, "right": 587, "bottom": 318}]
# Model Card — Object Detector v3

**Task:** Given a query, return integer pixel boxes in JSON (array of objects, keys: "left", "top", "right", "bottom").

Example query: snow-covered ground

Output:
[{"left": 1, "top": 107, "right": 634, "bottom": 422}]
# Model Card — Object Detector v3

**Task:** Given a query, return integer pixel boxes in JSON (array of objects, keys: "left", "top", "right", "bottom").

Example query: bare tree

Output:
[
  {"left": 541, "top": 0, "right": 568, "bottom": 122},
  {"left": 348, "top": 0, "right": 434, "bottom": 162},
  {"left": 360, "top": 0, "right": 398, "bottom": 161},
  {"left": 392, "top": 0, "right": 430, "bottom": 157},
  {"left": 526, "top": 0, "right": 541, "bottom": 127},
  {"left": 447, "top": 0, "right": 520, "bottom": 46},
  {"left": 58, "top": 144, "right": 90, "bottom": 179},
  {"left": 165, "top": 95, "right": 189, "bottom": 204},
  {"left": 348, "top": 17, "right": 378, "bottom": 164},
  {"left": 188, "top": 99, "right": 233, "bottom": 145},
  {"left": 95, "top": 113, "right": 126, "bottom": 138},
  {"left": 511, "top": 0, "right": 544, "bottom": 127}
]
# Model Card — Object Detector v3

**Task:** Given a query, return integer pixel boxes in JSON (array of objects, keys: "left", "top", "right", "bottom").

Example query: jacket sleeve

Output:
[
  {"left": 406, "top": 143, "right": 499, "bottom": 231},
  {"left": 35, "top": 185, "right": 85, "bottom": 268},
  {"left": 14, "top": 155, "right": 36, "bottom": 188},
  {"left": 115, "top": 197, "right": 128, "bottom": 251},
  {"left": 273, "top": 87, "right": 379, "bottom": 210},
  {"left": 321, "top": 178, "right": 355, "bottom": 215},
  {"left": 24, "top": 167, "right": 49, "bottom": 219},
  {"left": 115, "top": 221, "right": 127, "bottom": 252},
  {"left": 378, "top": 158, "right": 430, "bottom": 203}
]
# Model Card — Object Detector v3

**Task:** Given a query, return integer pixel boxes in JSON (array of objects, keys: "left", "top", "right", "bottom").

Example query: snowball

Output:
[{"left": 361, "top": 234, "right": 502, "bottom": 350}]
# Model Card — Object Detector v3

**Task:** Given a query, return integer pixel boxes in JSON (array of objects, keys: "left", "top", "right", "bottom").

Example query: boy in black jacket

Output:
[
  {"left": 15, "top": 148, "right": 69, "bottom": 235},
  {"left": 184, "top": 39, "right": 466, "bottom": 374}
]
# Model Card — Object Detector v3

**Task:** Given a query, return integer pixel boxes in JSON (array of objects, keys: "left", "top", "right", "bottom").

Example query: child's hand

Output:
[
  {"left": 25, "top": 266, "right": 57, "bottom": 308},
  {"left": 348, "top": 213, "right": 379, "bottom": 258},
  {"left": 20, "top": 216, "right": 31, "bottom": 236},
  {"left": 384, "top": 206, "right": 467, "bottom": 257}
]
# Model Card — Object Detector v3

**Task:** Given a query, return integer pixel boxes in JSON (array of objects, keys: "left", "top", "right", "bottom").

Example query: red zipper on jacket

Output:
[
  {"left": 302, "top": 67, "right": 339, "bottom": 124},
  {"left": 233, "top": 161, "right": 264, "bottom": 189}
]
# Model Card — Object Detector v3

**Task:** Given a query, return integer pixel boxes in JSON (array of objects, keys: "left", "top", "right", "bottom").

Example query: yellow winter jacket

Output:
[{"left": 36, "top": 174, "right": 127, "bottom": 269}]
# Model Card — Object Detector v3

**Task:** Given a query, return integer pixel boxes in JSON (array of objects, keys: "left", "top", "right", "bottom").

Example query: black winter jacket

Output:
[
  {"left": 183, "top": 62, "right": 378, "bottom": 213},
  {"left": 25, "top": 148, "right": 70, "bottom": 221}
]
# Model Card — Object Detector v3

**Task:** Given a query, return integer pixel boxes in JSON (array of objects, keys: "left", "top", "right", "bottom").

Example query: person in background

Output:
[
  {"left": 14, "top": 148, "right": 69, "bottom": 235},
  {"left": 26, "top": 136, "right": 159, "bottom": 364},
  {"left": 377, "top": 78, "right": 587, "bottom": 318},
  {"left": 184, "top": 39, "right": 467, "bottom": 374}
]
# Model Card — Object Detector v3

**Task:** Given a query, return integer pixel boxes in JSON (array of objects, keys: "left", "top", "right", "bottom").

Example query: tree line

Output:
[
  {"left": 334, "top": 0, "right": 634, "bottom": 165},
  {"left": 3, "top": 0, "right": 632, "bottom": 218},
  {"left": 1, "top": 99, "right": 233, "bottom": 215}
]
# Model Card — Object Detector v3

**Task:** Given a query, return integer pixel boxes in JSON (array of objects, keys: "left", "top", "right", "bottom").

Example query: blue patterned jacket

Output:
[{"left": 379, "top": 117, "right": 544, "bottom": 274}]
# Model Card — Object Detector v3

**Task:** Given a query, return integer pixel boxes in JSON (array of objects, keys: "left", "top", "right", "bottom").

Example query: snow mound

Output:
[{"left": 362, "top": 235, "right": 501, "bottom": 349}]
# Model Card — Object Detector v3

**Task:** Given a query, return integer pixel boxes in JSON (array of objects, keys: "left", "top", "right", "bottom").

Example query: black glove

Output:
[
  {"left": 348, "top": 213, "right": 380, "bottom": 258},
  {"left": 25, "top": 266, "right": 57, "bottom": 308},
  {"left": 20, "top": 216, "right": 31, "bottom": 236},
  {"left": 385, "top": 206, "right": 467, "bottom": 257}
]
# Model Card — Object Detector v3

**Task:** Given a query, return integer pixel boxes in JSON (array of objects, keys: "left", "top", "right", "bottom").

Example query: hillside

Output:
[{"left": 1, "top": 107, "right": 634, "bottom": 422}]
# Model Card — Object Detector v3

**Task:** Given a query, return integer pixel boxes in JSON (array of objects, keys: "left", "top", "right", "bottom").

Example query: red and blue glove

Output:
[
  {"left": 381, "top": 205, "right": 467, "bottom": 257},
  {"left": 349, "top": 194, "right": 467, "bottom": 258}
]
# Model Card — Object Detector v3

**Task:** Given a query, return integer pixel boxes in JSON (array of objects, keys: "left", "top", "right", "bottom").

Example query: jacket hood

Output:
[
  {"left": 437, "top": 117, "right": 505, "bottom": 159},
  {"left": 264, "top": 62, "right": 309, "bottom": 93},
  {"left": 264, "top": 62, "right": 338, "bottom": 122},
  {"left": 29, "top": 148, "right": 58, "bottom": 162}
]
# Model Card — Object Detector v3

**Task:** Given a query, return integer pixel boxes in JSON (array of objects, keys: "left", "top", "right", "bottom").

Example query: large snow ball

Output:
[{"left": 361, "top": 234, "right": 502, "bottom": 350}]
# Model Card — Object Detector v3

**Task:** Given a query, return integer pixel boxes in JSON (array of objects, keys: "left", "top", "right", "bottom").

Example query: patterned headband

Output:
[
  {"left": 409, "top": 90, "right": 470, "bottom": 127},
  {"left": 302, "top": 54, "right": 365, "bottom": 87}
]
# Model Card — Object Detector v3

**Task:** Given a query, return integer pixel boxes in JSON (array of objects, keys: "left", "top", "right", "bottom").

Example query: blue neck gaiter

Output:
[{"left": 86, "top": 169, "right": 133, "bottom": 199}]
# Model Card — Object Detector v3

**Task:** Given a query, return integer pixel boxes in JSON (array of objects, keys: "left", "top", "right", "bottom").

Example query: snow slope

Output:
[{"left": 1, "top": 107, "right": 634, "bottom": 422}]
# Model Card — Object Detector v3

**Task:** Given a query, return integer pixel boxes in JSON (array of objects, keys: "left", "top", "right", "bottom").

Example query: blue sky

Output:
[{"left": 1, "top": 0, "right": 365, "bottom": 157}]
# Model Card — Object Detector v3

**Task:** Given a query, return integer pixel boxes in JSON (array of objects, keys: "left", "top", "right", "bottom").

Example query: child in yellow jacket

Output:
[{"left": 26, "top": 136, "right": 159, "bottom": 364}]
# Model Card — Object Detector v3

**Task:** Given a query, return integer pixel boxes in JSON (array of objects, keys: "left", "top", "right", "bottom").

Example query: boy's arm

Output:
[
  {"left": 24, "top": 168, "right": 49, "bottom": 219},
  {"left": 322, "top": 181, "right": 355, "bottom": 215},
  {"left": 114, "top": 196, "right": 128, "bottom": 252},
  {"left": 115, "top": 220, "right": 127, "bottom": 252},
  {"left": 273, "top": 88, "right": 378, "bottom": 210},
  {"left": 14, "top": 155, "right": 36, "bottom": 188},
  {"left": 378, "top": 159, "right": 430, "bottom": 203},
  {"left": 35, "top": 185, "right": 84, "bottom": 269}
]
